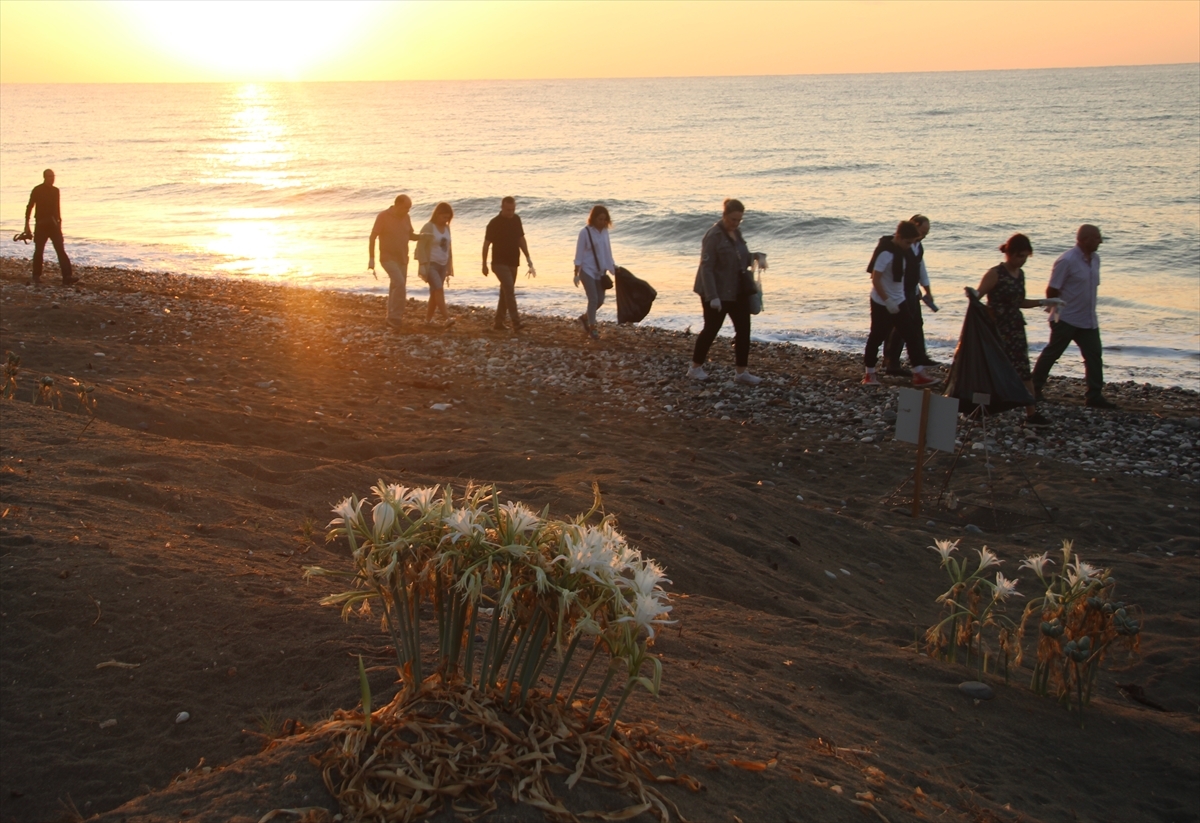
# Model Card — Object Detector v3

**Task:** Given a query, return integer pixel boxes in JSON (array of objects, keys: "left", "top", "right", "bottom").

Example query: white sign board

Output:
[{"left": 894, "top": 388, "right": 958, "bottom": 453}]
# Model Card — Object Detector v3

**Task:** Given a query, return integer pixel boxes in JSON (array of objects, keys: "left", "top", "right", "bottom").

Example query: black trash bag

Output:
[
  {"left": 944, "top": 287, "right": 1035, "bottom": 414},
  {"left": 614, "top": 266, "right": 657, "bottom": 324}
]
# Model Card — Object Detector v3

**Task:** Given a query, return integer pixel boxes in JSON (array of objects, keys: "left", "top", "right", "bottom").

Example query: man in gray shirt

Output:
[
  {"left": 369, "top": 194, "right": 419, "bottom": 330},
  {"left": 1031, "top": 224, "right": 1116, "bottom": 409}
]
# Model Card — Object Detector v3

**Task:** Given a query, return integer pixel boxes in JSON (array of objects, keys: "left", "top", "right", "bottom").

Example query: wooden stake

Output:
[{"left": 912, "top": 388, "right": 931, "bottom": 517}]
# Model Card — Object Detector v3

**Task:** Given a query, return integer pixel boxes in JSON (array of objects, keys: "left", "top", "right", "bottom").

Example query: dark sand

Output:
[{"left": 1, "top": 259, "right": 1197, "bottom": 823}]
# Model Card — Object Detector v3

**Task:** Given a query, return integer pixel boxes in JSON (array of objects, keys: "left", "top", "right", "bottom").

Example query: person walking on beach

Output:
[
  {"left": 1031, "top": 224, "right": 1116, "bottom": 409},
  {"left": 862, "top": 220, "right": 938, "bottom": 387},
  {"left": 573, "top": 205, "right": 617, "bottom": 340},
  {"left": 482, "top": 196, "right": 535, "bottom": 331},
  {"left": 369, "top": 194, "right": 420, "bottom": 331},
  {"left": 688, "top": 199, "right": 764, "bottom": 385},
  {"left": 415, "top": 202, "right": 456, "bottom": 328},
  {"left": 974, "top": 233, "right": 1063, "bottom": 425},
  {"left": 881, "top": 214, "right": 937, "bottom": 376},
  {"left": 25, "top": 169, "right": 76, "bottom": 286}
]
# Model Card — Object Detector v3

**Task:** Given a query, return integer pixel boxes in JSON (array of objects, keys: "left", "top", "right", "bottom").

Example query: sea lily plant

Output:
[
  {"left": 926, "top": 537, "right": 1142, "bottom": 721},
  {"left": 305, "top": 482, "right": 673, "bottom": 737},
  {"left": 1016, "top": 539, "right": 1141, "bottom": 720},
  {"left": 924, "top": 539, "right": 1024, "bottom": 678}
]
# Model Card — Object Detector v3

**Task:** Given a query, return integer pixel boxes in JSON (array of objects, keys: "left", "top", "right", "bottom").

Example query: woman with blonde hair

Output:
[
  {"left": 573, "top": 204, "right": 617, "bottom": 340},
  {"left": 415, "top": 202, "right": 456, "bottom": 327}
]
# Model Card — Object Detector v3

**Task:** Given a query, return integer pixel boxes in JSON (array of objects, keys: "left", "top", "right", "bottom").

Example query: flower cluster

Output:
[
  {"left": 925, "top": 539, "right": 1024, "bottom": 677},
  {"left": 307, "top": 482, "right": 674, "bottom": 735},
  {"left": 926, "top": 537, "right": 1142, "bottom": 718},
  {"left": 1016, "top": 540, "right": 1141, "bottom": 718}
]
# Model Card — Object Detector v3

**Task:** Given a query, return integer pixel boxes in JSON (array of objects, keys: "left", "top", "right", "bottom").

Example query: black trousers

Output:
[
  {"left": 882, "top": 292, "right": 931, "bottom": 367},
  {"left": 865, "top": 299, "right": 927, "bottom": 368},
  {"left": 33, "top": 221, "right": 73, "bottom": 282},
  {"left": 693, "top": 297, "right": 751, "bottom": 367},
  {"left": 1031, "top": 320, "right": 1105, "bottom": 402}
]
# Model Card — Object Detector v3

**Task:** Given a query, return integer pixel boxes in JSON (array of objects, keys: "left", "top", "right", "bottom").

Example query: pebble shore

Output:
[{"left": 4, "top": 261, "right": 1197, "bottom": 484}]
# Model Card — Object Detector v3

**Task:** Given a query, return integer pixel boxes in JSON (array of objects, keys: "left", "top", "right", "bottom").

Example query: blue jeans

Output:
[{"left": 581, "top": 274, "right": 605, "bottom": 326}]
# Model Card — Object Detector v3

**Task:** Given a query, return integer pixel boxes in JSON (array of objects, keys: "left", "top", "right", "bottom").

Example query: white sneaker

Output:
[
  {"left": 734, "top": 371, "right": 762, "bottom": 385},
  {"left": 862, "top": 372, "right": 882, "bottom": 387},
  {"left": 687, "top": 365, "right": 708, "bottom": 381}
]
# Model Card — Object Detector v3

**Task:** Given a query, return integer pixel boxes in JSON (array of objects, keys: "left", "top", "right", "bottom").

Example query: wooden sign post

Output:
[
  {"left": 912, "top": 389, "right": 931, "bottom": 517},
  {"left": 894, "top": 388, "right": 958, "bottom": 518}
]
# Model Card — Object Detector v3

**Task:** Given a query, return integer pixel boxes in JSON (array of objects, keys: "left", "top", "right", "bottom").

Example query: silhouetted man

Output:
[
  {"left": 25, "top": 169, "right": 76, "bottom": 286},
  {"left": 1031, "top": 224, "right": 1116, "bottom": 409},
  {"left": 369, "top": 194, "right": 420, "bottom": 330},
  {"left": 481, "top": 196, "right": 535, "bottom": 331}
]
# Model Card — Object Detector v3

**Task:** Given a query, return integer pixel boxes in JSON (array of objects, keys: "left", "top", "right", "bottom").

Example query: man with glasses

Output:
[{"left": 1031, "top": 224, "right": 1116, "bottom": 409}]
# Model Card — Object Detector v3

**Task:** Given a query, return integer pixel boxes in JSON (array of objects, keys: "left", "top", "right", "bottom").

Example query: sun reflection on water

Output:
[{"left": 204, "top": 84, "right": 307, "bottom": 278}]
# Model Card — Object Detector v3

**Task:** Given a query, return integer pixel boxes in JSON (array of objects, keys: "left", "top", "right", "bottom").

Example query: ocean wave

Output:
[
  {"left": 1103, "top": 345, "right": 1200, "bottom": 361},
  {"left": 744, "top": 162, "right": 882, "bottom": 177}
]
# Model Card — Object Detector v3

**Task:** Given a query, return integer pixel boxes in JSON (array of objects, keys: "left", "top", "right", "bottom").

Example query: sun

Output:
[{"left": 119, "top": 0, "right": 385, "bottom": 81}]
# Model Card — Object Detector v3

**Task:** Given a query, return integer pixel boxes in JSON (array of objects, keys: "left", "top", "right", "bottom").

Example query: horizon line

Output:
[{"left": 2, "top": 61, "right": 1194, "bottom": 86}]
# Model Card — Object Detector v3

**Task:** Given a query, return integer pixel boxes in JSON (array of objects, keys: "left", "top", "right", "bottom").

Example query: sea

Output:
[{"left": 2, "top": 65, "right": 1198, "bottom": 388}]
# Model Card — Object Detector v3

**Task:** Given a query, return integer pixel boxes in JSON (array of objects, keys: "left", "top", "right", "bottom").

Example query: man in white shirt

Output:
[
  {"left": 1031, "top": 224, "right": 1115, "bottom": 409},
  {"left": 882, "top": 214, "right": 936, "bottom": 375},
  {"left": 862, "top": 221, "right": 938, "bottom": 388}
]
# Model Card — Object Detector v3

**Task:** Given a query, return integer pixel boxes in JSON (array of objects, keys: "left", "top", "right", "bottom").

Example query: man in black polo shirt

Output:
[
  {"left": 24, "top": 169, "right": 77, "bottom": 286},
  {"left": 481, "top": 196, "right": 535, "bottom": 331}
]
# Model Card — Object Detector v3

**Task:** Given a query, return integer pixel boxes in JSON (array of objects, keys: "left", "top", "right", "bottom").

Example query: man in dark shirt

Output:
[
  {"left": 24, "top": 169, "right": 76, "bottom": 286},
  {"left": 369, "top": 194, "right": 419, "bottom": 330},
  {"left": 481, "top": 197, "right": 535, "bottom": 331}
]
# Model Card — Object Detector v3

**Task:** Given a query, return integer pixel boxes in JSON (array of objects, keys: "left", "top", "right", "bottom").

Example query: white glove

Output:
[
  {"left": 884, "top": 297, "right": 901, "bottom": 315},
  {"left": 1039, "top": 297, "right": 1065, "bottom": 307},
  {"left": 710, "top": 298, "right": 721, "bottom": 310}
]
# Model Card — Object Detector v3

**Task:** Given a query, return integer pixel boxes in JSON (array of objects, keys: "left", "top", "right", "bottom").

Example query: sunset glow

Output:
[{"left": 0, "top": 0, "right": 1195, "bottom": 83}]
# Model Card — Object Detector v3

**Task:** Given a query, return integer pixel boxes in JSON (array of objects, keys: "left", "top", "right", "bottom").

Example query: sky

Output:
[{"left": 0, "top": 0, "right": 1197, "bottom": 83}]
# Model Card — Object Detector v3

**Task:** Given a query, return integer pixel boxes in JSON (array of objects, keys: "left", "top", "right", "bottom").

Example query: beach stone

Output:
[
  {"left": 824, "top": 570, "right": 837, "bottom": 580},
  {"left": 965, "top": 524, "right": 984, "bottom": 534},
  {"left": 958, "top": 681, "right": 995, "bottom": 700},
  {"left": 175, "top": 711, "right": 190, "bottom": 724}
]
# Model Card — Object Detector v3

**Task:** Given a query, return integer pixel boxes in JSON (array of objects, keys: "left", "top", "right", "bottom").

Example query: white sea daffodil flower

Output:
[
  {"left": 993, "top": 572, "right": 1023, "bottom": 601},
  {"left": 372, "top": 482, "right": 409, "bottom": 506},
  {"left": 931, "top": 539, "right": 960, "bottom": 565},
  {"left": 562, "top": 526, "right": 618, "bottom": 582},
  {"left": 499, "top": 502, "right": 540, "bottom": 536},
  {"left": 408, "top": 486, "right": 443, "bottom": 515},
  {"left": 371, "top": 500, "right": 397, "bottom": 542},
  {"left": 975, "top": 547, "right": 1001, "bottom": 572},
  {"left": 618, "top": 591, "right": 675, "bottom": 639},
  {"left": 330, "top": 496, "right": 364, "bottom": 531},
  {"left": 443, "top": 507, "right": 485, "bottom": 544},
  {"left": 1019, "top": 552, "right": 1054, "bottom": 578},
  {"left": 1066, "top": 559, "right": 1099, "bottom": 588},
  {"left": 626, "top": 559, "right": 671, "bottom": 597}
]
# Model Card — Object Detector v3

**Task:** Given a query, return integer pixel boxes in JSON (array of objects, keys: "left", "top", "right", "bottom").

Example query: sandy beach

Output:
[{"left": 0, "top": 258, "right": 1197, "bottom": 823}]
